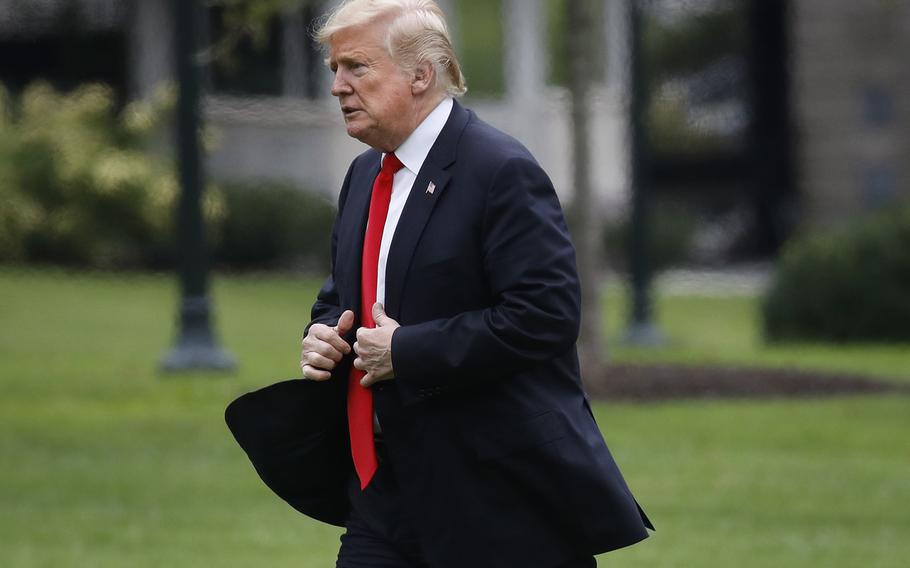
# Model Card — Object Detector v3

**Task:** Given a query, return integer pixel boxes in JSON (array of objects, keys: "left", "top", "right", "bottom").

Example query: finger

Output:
[
  {"left": 372, "top": 302, "right": 387, "bottom": 326},
  {"left": 313, "top": 324, "right": 351, "bottom": 355},
  {"left": 309, "top": 340, "right": 344, "bottom": 363},
  {"left": 353, "top": 341, "right": 360, "bottom": 356},
  {"left": 353, "top": 357, "right": 367, "bottom": 371},
  {"left": 373, "top": 302, "right": 400, "bottom": 328},
  {"left": 360, "top": 372, "right": 375, "bottom": 387},
  {"left": 304, "top": 334, "right": 347, "bottom": 361},
  {"left": 304, "top": 351, "right": 337, "bottom": 370},
  {"left": 303, "top": 323, "right": 330, "bottom": 346},
  {"left": 301, "top": 364, "right": 331, "bottom": 381},
  {"left": 334, "top": 310, "right": 356, "bottom": 336},
  {"left": 301, "top": 339, "right": 343, "bottom": 365}
]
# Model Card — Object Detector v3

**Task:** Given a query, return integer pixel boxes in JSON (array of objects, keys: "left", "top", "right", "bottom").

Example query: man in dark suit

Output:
[{"left": 299, "top": 1, "right": 652, "bottom": 566}]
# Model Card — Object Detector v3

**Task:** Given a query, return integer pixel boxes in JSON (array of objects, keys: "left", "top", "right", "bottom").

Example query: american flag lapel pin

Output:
[{"left": 426, "top": 181, "right": 436, "bottom": 195}]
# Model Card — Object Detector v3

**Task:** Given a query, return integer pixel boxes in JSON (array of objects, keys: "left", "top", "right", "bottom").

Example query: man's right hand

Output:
[{"left": 300, "top": 310, "right": 355, "bottom": 381}]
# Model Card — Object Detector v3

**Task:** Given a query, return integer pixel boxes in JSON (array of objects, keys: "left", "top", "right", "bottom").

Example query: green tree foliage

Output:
[
  {"left": 456, "top": 0, "right": 505, "bottom": 97},
  {"left": 545, "top": 0, "right": 605, "bottom": 88},
  {"left": 206, "top": 0, "right": 308, "bottom": 60}
]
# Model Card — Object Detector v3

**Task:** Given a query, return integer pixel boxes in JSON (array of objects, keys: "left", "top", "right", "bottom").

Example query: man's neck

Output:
[
  {"left": 410, "top": 93, "right": 446, "bottom": 131},
  {"left": 380, "top": 92, "right": 446, "bottom": 152}
]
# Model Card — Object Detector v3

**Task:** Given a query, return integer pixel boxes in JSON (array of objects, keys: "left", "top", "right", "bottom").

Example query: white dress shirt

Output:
[
  {"left": 370, "top": 97, "right": 452, "bottom": 433},
  {"left": 375, "top": 97, "right": 454, "bottom": 305}
]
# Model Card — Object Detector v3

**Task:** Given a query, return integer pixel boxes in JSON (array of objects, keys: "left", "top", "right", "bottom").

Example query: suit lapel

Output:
[
  {"left": 383, "top": 165, "right": 451, "bottom": 319},
  {"left": 383, "top": 101, "right": 470, "bottom": 319}
]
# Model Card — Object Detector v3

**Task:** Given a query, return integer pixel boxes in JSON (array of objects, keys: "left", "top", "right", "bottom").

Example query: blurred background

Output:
[{"left": 1, "top": 0, "right": 908, "bottom": 566}]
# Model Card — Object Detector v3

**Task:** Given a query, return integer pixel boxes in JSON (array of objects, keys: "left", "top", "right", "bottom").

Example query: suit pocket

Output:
[{"left": 473, "top": 410, "right": 568, "bottom": 461}]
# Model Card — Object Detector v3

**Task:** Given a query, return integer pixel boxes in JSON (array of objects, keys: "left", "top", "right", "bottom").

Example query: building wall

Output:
[
  {"left": 3, "top": 0, "right": 632, "bottom": 217},
  {"left": 197, "top": 0, "right": 632, "bottom": 217},
  {"left": 202, "top": 89, "right": 631, "bottom": 216},
  {"left": 792, "top": 0, "right": 910, "bottom": 227},
  {"left": 10, "top": 1, "right": 909, "bottom": 235}
]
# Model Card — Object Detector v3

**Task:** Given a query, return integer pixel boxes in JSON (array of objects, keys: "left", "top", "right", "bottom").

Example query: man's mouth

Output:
[{"left": 342, "top": 106, "right": 362, "bottom": 117}]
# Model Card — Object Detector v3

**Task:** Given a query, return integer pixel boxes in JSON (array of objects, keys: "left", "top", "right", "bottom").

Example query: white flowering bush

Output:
[{"left": 0, "top": 82, "right": 225, "bottom": 267}]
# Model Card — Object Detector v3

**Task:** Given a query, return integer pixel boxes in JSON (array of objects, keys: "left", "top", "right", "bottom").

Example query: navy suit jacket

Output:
[{"left": 306, "top": 100, "right": 651, "bottom": 568}]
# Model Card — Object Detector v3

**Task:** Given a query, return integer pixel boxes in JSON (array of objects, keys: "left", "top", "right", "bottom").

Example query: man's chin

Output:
[
  {"left": 345, "top": 124, "right": 373, "bottom": 146},
  {"left": 344, "top": 118, "right": 360, "bottom": 134}
]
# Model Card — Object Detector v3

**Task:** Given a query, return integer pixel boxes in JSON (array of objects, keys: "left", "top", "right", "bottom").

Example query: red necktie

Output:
[{"left": 349, "top": 152, "right": 403, "bottom": 490}]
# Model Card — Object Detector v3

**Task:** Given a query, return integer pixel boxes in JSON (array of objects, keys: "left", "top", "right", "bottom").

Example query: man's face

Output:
[{"left": 328, "top": 20, "right": 416, "bottom": 151}]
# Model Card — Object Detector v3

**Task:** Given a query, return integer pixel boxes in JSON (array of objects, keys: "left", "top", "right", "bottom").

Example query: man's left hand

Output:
[{"left": 353, "top": 302, "right": 400, "bottom": 387}]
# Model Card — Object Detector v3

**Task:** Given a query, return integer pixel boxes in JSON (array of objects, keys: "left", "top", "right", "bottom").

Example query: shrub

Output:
[
  {"left": 0, "top": 81, "right": 225, "bottom": 268},
  {"left": 762, "top": 205, "right": 910, "bottom": 342},
  {"left": 214, "top": 181, "right": 335, "bottom": 271},
  {"left": 602, "top": 200, "right": 697, "bottom": 272}
]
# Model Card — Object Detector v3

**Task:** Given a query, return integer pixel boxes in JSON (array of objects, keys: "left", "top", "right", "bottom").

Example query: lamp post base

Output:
[
  {"left": 160, "top": 341, "right": 236, "bottom": 372},
  {"left": 622, "top": 321, "right": 668, "bottom": 347},
  {"left": 160, "top": 295, "right": 236, "bottom": 373}
]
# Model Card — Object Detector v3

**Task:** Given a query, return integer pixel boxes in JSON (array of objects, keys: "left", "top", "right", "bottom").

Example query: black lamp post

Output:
[
  {"left": 160, "top": 0, "right": 235, "bottom": 372},
  {"left": 623, "top": 0, "right": 665, "bottom": 346}
]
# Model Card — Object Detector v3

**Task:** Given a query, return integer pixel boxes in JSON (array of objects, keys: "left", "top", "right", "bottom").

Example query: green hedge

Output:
[
  {"left": 763, "top": 206, "right": 910, "bottom": 342},
  {"left": 214, "top": 181, "right": 335, "bottom": 271}
]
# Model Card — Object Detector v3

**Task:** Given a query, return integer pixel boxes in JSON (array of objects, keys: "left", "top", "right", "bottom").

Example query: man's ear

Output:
[{"left": 411, "top": 61, "right": 435, "bottom": 95}]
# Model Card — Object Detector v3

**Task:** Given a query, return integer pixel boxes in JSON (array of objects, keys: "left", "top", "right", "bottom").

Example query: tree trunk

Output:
[{"left": 566, "top": 0, "right": 606, "bottom": 381}]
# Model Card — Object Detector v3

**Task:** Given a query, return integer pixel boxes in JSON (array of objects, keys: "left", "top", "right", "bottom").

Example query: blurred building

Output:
[
  {"left": 1, "top": 0, "right": 907, "bottom": 239},
  {"left": 0, "top": 0, "right": 128, "bottom": 98},
  {"left": 792, "top": 0, "right": 910, "bottom": 227},
  {"left": 0, "top": 0, "right": 631, "bottom": 214},
  {"left": 193, "top": 0, "right": 632, "bottom": 215}
]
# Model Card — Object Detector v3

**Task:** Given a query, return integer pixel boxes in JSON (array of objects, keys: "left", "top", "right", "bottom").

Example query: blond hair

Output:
[{"left": 315, "top": 0, "right": 467, "bottom": 98}]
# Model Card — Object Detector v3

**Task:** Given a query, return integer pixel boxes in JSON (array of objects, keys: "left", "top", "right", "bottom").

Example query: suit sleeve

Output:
[
  {"left": 304, "top": 163, "right": 355, "bottom": 337},
  {"left": 391, "top": 156, "right": 581, "bottom": 404}
]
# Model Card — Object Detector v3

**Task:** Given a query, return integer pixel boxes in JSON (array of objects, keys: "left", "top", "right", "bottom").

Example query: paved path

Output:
[{"left": 652, "top": 263, "right": 774, "bottom": 297}]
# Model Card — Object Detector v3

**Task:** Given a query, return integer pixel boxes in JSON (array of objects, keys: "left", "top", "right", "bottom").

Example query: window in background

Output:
[{"left": 0, "top": 1, "right": 127, "bottom": 103}]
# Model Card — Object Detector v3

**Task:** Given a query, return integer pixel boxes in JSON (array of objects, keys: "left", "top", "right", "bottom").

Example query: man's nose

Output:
[{"left": 331, "top": 70, "right": 352, "bottom": 97}]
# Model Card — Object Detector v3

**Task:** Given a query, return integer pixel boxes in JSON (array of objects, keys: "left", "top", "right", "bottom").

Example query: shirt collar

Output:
[{"left": 386, "top": 97, "right": 453, "bottom": 175}]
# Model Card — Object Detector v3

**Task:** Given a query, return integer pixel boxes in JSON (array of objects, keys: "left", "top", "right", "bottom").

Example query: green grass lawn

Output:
[
  {"left": 1, "top": 268, "right": 908, "bottom": 567},
  {"left": 603, "top": 286, "right": 910, "bottom": 383}
]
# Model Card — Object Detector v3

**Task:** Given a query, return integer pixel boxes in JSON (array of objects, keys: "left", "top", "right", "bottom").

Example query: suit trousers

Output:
[
  {"left": 336, "top": 440, "right": 429, "bottom": 568},
  {"left": 335, "top": 441, "right": 597, "bottom": 568}
]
